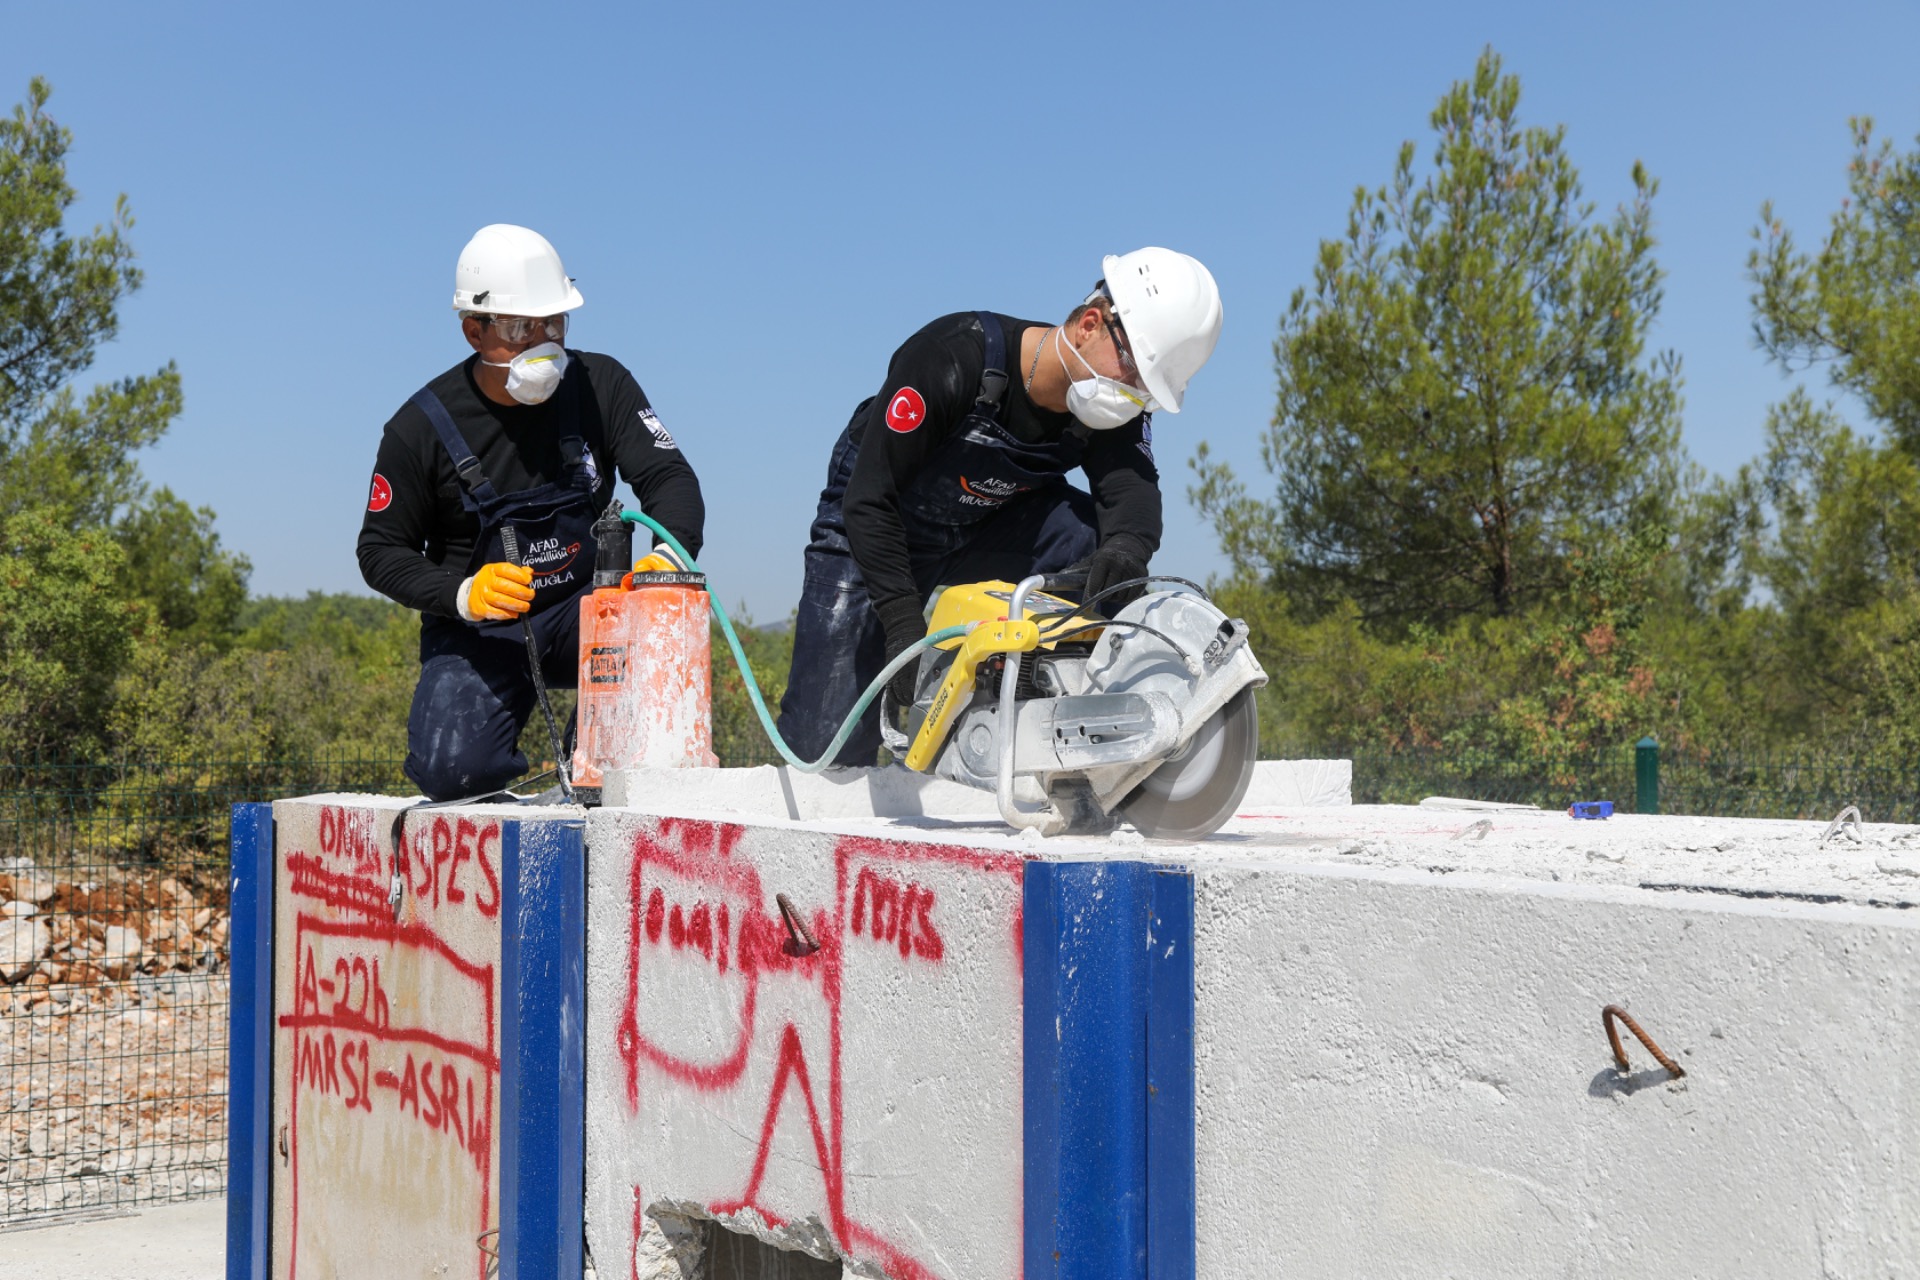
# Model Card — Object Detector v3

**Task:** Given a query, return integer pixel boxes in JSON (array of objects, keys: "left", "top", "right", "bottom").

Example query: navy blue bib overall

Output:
[
  {"left": 402, "top": 381, "right": 600, "bottom": 800},
  {"left": 776, "top": 313, "right": 1099, "bottom": 766}
]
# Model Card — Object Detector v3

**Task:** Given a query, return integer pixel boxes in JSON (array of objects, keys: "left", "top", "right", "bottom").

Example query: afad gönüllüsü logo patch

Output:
[
  {"left": 958, "top": 475, "right": 1031, "bottom": 507},
  {"left": 885, "top": 387, "right": 926, "bottom": 433}
]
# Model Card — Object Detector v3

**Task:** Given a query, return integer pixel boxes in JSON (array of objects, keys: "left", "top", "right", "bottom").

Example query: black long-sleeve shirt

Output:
[
  {"left": 841, "top": 311, "right": 1162, "bottom": 615},
  {"left": 357, "top": 351, "right": 704, "bottom": 617}
]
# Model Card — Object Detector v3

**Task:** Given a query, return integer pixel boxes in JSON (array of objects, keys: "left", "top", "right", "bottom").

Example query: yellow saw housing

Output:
[
  {"left": 920, "top": 580, "right": 1099, "bottom": 648},
  {"left": 902, "top": 581, "right": 1105, "bottom": 772}
]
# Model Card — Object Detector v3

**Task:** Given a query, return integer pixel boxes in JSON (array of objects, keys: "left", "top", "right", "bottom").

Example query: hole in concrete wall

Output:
[{"left": 704, "top": 1221, "right": 843, "bottom": 1280}]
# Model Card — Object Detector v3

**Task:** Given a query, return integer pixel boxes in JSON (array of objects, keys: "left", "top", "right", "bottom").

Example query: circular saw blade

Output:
[{"left": 1117, "top": 687, "right": 1259, "bottom": 840}]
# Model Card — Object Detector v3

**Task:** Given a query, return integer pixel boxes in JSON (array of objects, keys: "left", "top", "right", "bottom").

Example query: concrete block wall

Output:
[
  {"left": 228, "top": 783, "right": 1920, "bottom": 1279},
  {"left": 583, "top": 811, "right": 1029, "bottom": 1279},
  {"left": 1191, "top": 861, "right": 1920, "bottom": 1276},
  {"left": 582, "top": 812, "right": 1199, "bottom": 1280},
  {"left": 229, "top": 797, "right": 587, "bottom": 1280}
]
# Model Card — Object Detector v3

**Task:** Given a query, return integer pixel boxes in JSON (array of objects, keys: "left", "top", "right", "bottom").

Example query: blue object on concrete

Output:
[
  {"left": 499, "top": 817, "right": 587, "bottom": 1280},
  {"left": 1569, "top": 801, "right": 1616, "bottom": 820},
  {"left": 226, "top": 802, "right": 275, "bottom": 1280},
  {"left": 1023, "top": 860, "right": 1197, "bottom": 1280}
]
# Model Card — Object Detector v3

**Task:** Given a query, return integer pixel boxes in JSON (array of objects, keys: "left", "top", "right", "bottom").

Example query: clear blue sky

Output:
[{"left": 8, "top": 1, "right": 1917, "bottom": 619}]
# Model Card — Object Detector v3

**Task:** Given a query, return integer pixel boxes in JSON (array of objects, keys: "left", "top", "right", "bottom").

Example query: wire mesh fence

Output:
[
  {"left": 1348, "top": 746, "right": 1639, "bottom": 811},
  {"left": 1654, "top": 749, "right": 1920, "bottom": 824},
  {"left": 1348, "top": 743, "right": 1920, "bottom": 824},
  {"left": 0, "top": 758, "right": 407, "bottom": 1227}
]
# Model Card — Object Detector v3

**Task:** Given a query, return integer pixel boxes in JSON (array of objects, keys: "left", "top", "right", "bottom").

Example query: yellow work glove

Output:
[
  {"left": 633, "top": 544, "right": 688, "bottom": 573},
  {"left": 468, "top": 561, "right": 535, "bottom": 621}
]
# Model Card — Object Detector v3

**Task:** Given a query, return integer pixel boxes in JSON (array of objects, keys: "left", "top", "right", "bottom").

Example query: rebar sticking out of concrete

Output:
[
  {"left": 1603, "top": 1004, "right": 1686, "bottom": 1080},
  {"left": 776, "top": 893, "right": 819, "bottom": 955}
]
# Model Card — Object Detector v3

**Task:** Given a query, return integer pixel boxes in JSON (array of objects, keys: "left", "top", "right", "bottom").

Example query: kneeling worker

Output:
[
  {"left": 776, "top": 247, "right": 1222, "bottom": 766},
  {"left": 358, "top": 224, "right": 705, "bottom": 800}
]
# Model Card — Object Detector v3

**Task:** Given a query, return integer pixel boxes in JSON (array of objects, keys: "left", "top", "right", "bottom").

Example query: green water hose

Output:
[{"left": 621, "top": 509, "right": 968, "bottom": 773}]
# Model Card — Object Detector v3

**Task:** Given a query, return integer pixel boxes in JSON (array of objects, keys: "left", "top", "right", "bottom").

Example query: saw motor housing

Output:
[{"left": 883, "top": 579, "right": 1268, "bottom": 838}]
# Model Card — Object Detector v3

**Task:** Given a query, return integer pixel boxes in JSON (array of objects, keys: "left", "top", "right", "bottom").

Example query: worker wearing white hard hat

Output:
[
  {"left": 357, "top": 224, "right": 707, "bottom": 800},
  {"left": 777, "top": 247, "right": 1223, "bottom": 767}
]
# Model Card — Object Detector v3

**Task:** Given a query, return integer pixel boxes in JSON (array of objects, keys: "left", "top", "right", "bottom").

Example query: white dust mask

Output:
[
  {"left": 1056, "top": 328, "right": 1154, "bottom": 430},
  {"left": 484, "top": 341, "right": 569, "bottom": 405}
]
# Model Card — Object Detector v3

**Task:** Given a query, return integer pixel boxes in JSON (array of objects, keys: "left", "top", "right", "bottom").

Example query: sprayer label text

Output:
[{"left": 589, "top": 645, "right": 626, "bottom": 685}]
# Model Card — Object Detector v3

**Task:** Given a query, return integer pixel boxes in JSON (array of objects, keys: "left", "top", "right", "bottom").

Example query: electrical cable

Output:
[
  {"left": 1070, "top": 574, "right": 1209, "bottom": 618},
  {"left": 1029, "top": 619, "right": 1199, "bottom": 670}
]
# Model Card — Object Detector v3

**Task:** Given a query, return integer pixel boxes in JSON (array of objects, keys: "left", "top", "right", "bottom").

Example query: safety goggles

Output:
[
  {"left": 479, "top": 313, "right": 568, "bottom": 344},
  {"left": 1092, "top": 282, "right": 1140, "bottom": 378}
]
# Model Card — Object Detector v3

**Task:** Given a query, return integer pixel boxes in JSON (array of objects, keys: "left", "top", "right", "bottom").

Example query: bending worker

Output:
[
  {"left": 358, "top": 224, "right": 705, "bottom": 800},
  {"left": 776, "top": 247, "right": 1222, "bottom": 766}
]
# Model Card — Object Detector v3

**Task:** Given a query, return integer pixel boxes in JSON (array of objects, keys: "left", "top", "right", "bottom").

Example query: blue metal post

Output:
[
  {"left": 226, "top": 803, "right": 275, "bottom": 1280},
  {"left": 499, "top": 818, "right": 587, "bottom": 1280},
  {"left": 1024, "top": 860, "right": 1197, "bottom": 1280}
]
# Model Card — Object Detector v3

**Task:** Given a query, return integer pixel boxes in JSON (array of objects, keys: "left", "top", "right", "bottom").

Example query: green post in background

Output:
[{"left": 1635, "top": 736, "right": 1660, "bottom": 815}]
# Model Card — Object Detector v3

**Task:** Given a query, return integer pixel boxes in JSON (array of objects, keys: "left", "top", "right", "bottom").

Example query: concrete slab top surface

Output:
[
  {"left": 304, "top": 787, "right": 1920, "bottom": 912},
  {"left": 604, "top": 801, "right": 1920, "bottom": 912}
]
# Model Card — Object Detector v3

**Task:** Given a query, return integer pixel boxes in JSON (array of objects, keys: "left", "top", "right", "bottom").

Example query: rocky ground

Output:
[{"left": 0, "top": 862, "right": 230, "bottom": 1225}]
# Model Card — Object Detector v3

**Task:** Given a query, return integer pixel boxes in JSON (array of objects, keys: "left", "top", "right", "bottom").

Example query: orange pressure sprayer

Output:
[{"left": 571, "top": 504, "right": 716, "bottom": 802}]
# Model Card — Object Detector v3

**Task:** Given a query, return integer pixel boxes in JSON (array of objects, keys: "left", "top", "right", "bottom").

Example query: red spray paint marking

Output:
[
  {"left": 395, "top": 814, "right": 503, "bottom": 921},
  {"left": 287, "top": 812, "right": 502, "bottom": 934},
  {"left": 631, "top": 1186, "right": 644, "bottom": 1280},
  {"left": 282, "top": 898, "right": 499, "bottom": 1280},
  {"left": 284, "top": 852, "right": 389, "bottom": 921},
  {"left": 620, "top": 819, "right": 1025, "bottom": 1280},
  {"left": 850, "top": 866, "right": 944, "bottom": 961}
]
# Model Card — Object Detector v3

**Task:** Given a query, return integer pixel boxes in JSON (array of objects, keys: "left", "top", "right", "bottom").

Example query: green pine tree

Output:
[{"left": 1193, "top": 48, "right": 1684, "bottom": 629}]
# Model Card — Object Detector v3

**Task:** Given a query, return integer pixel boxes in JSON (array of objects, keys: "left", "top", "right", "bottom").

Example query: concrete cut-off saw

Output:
[{"left": 879, "top": 573, "right": 1268, "bottom": 840}]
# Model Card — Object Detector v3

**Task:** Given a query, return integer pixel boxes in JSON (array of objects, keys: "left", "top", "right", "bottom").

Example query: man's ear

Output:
[
  {"left": 461, "top": 315, "right": 487, "bottom": 352},
  {"left": 1072, "top": 305, "right": 1103, "bottom": 340}
]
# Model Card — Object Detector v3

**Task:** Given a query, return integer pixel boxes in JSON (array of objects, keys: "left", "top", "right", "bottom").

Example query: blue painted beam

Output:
[
  {"left": 226, "top": 802, "right": 275, "bottom": 1280},
  {"left": 1146, "top": 869, "right": 1197, "bottom": 1280},
  {"left": 1025, "top": 861, "right": 1153, "bottom": 1278},
  {"left": 1023, "top": 860, "right": 1198, "bottom": 1280},
  {"left": 499, "top": 817, "right": 587, "bottom": 1280}
]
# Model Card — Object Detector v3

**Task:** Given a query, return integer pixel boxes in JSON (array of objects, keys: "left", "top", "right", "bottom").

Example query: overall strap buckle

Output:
[
  {"left": 453, "top": 455, "right": 489, "bottom": 495},
  {"left": 973, "top": 311, "right": 1009, "bottom": 417}
]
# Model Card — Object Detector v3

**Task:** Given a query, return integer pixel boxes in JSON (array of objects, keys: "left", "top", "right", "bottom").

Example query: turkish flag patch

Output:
[
  {"left": 885, "top": 386, "right": 927, "bottom": 433},
  {"left": 367, "top": 473, "right": 393, "bottom": 512}
]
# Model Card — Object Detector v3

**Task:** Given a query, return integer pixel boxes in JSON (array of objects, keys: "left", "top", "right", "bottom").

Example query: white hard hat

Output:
[
  {"left": 1100, "top": 248, "right": 1222, "bottom": 413},
  {"left": 451, "top": 224, "right": 585, "bottom": 316}
]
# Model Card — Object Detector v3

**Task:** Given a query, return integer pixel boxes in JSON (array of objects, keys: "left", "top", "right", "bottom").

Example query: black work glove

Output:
[
  {"left": 875, "top": 597, "right": 929, "bottom": 713},
  {"left": 1076, "top": 534, "right": 1152, "bottom": 614}
]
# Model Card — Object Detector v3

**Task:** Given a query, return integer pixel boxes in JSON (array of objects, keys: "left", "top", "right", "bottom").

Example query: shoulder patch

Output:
[
  {"left": 1137, "top": 415, "right": 1155, "bottom": 463},
  {"left": 367, "top": 473, "right": 393, "bottom": 512},
  {"left": 885, "top": 386, "right": 927, "bottom": 433},
  {"left": 638, "top": 408, "right": 678, "bottom": 450}
]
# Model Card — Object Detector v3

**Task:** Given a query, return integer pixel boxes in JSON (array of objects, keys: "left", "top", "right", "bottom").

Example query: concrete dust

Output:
[{"left": 1218, "top": 804, "right": 1920, "bottom": 908}]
